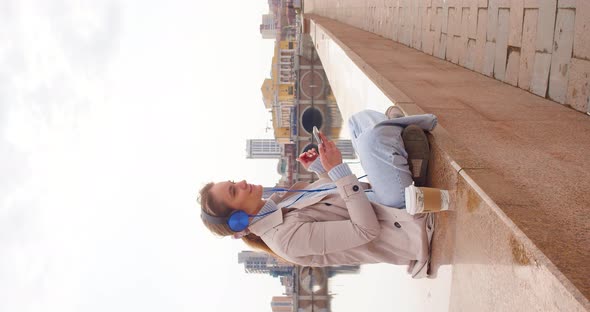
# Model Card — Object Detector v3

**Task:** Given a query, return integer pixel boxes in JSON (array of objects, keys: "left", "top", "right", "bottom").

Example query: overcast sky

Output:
[{"left": 0, "top": 0, "right": 287, "bottom": 311}]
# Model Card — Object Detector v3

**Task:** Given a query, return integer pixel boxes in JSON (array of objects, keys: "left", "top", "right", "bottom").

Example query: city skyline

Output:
[{"left": 237, "top": 250, "right": 360, "bottom": 311}]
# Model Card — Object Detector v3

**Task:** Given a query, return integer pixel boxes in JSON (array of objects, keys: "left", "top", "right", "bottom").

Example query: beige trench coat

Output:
[{"left": 249, "top": 173, "right": 435, "bottom": 278}]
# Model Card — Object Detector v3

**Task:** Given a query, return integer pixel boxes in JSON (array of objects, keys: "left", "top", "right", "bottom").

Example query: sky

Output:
[{"left": 0, "top": 0, "right": 287, "bottom": 311}]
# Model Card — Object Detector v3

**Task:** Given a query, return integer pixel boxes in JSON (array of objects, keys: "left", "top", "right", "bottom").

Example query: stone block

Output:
[
  {"left": 359, "top": 8, "right": 365, "bottom": 30},
  {"left": 458, "top": 36, "right": 470, "bottom": 67},
  {"left": 518, "top": 9, "right": 539, "bottom": 90},
  {"left": 433, "top": 7, "right": 443, "bottom": 52},
  {"left": 446, "top": 35, "right": 457, "bottom": 62},
  {"left": 453, "top": 7, "right": 463, "bottom": 36},
  {"left": 427, "top": 6, "right": 434, "bottom": 31},
  {"left": 478, "top": 0, "right": 489, "bottom": 8},
  {"left": 449, "top": 6, "right": 461, "bottom": 36},
  {"left": 530, "top": 52, "right": 552, "bottom": 96},
  {"left": 557, "top": 0, "right": 576, "bottom": 9},
  {"left": 408, "top": 1, "right": 422, "bottom": 49},
  {"left": 548, "top": 9, "right": 575, "bottom": 104},
  {"left": 441, "top": 2, "right": 450, "bottom": 34},
  {"left": 483, "top": 41, "right": 496, "bottom": 76},
  {"left": 403, "top": 19, "right": 413, "bottom": 46},
  {"left": 377, "top": 9, "right": 384, "bottom": 34},
  {"left": 461, "top": 6, "right": 471, "bottom": 37},
  {"left": 422, "top": 30, "right": 435, "bottom": 55},
  {"left": 418, "top": 5, "right": 426, "bottom": 39},
  {"left": 465, "top": 38, "right": 477, "bottom": 69},
  {"left": 565, "top": 58, "right": 590, "bottom": 112},
  {"left": 468, "top": 4, "right": 479, "bottom": 38},
  {"left": 404, "top": 25, "right": 413, "bottom": 46},
  {"left": 454, "top": 35, "right": 464, "bottom": 64},
  {"left": 386, "top": 12, "right": 393, "bottom": 38},
  {"left": 412, "top": 8, "right": 423, "bottom": 49},
  {"left": 505, "top": 48, "right": 521, "bottom": 86},
  {"left": 573, "top": 0, "right": 590, "bottom": 60},
  {"left": 383, "top": 8, "right": 394, "bottom": 39},
  {"left": 436, "top": 33, "right": 448, "bottom": 59},
  {"left": 524, "top": 0, "right": 539, "bottom": 8},
  {"left": 508, "top": 0, "right": 524, "bottom": 47},
  {"left": 434, "top": 5, "right": 443, "bottom": 34},
  {"left": 494, "top": 9, "right": 510, "bottom": 81},
  {"left": 424, "top": 8, "right": 436, "bottom": 31},
  {"left": 393, "top": 6, "right": 400, "bottom": 41},
  {"left": 474, "top": 8, "right": 489, "bottom": 73},
  {"left": 453, "top": 36, "right": 467, "bottom": 66},
  {"left": 487, "top": 0, "right": 499, "bottom": 42},
  {"left": 423, "top": 6, "right": 432, "bottom": 33},
  {"left": 459, "top": 7, "right": 471, "bottom": 66},
  {"left": 535, "top": 0, "right": 557, "bottom": 53},
  {"left": 413, "top": 29, "right": 422, "bottom": 50}
]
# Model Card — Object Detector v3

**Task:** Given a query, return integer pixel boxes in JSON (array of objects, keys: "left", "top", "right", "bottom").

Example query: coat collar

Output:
[
  {"left": 248, "top": 204, "right": 284, "bottom": 236},
  {"left": 248, "top": 179, "right": 330, "bottom": 236}
]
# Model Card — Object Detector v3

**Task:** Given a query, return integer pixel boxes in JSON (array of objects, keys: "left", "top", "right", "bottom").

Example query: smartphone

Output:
[{"left": 313, "top": 126, "right": 323, "bottom": 144}]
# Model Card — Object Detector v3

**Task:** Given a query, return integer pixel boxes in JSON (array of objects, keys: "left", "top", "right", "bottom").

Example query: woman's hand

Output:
[
  {"left": 318, "top": 131, "right": 342, "bottom": 171},
  {"left": 296, "top": 148, "right": 319, "bottom": 170}
]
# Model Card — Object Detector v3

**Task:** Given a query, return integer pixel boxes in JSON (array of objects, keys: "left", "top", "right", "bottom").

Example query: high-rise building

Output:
[
  {"left": 334, "top": 139, "right": 356, "bottom": 159},
  {"left": 246, "top": 139, "right": 282, "bottom": 159},
  {"left": 260, "top": 14, "right": 277, "bottom": 39},
  {"left": 238, "top": 251, "right": 294, "bottom": 277},
  {"left": 271, "top": 296, "right": 293, "bottom": 312}
]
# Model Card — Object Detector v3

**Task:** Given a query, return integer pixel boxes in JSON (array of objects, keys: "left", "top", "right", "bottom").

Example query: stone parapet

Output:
[{"left": 305, "top": 0, "right": 590, "bottom": 114}]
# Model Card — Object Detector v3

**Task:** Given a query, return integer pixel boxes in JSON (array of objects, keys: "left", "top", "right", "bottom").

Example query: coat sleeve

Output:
[
  {"left": 307, "top": 158, "right": 330, "bottom": 180},
  {"left": 279, "top": 174, "right": 381, "bottom": 256}
]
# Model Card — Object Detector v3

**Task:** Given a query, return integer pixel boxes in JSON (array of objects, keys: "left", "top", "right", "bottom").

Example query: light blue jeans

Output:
[{"left": 347, "top": 110, "right": 438, "bottom": 208}]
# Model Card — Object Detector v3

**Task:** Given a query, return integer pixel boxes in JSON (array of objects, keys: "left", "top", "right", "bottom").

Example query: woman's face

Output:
[{"left": 209, "top": 180, "right": 265, "bottom": 215}]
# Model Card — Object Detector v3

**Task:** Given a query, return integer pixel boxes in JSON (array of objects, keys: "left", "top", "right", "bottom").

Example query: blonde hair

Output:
[{"left": 197, "top": 182, "right": 284, "bottom": 260}]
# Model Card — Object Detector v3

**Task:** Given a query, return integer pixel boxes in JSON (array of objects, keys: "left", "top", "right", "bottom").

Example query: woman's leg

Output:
[{"left": 348, "top": 110, "right": 413, "bottom": 208}]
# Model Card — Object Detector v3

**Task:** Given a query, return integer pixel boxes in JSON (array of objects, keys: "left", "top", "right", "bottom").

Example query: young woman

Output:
[{"left": 198, "top": 108, "right": 439, "bottom": 278}]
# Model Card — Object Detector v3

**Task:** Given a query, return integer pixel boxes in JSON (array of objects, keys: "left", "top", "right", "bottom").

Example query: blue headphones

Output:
[{"left": 200, "top": 209, "right": 275, "bottom": 232}]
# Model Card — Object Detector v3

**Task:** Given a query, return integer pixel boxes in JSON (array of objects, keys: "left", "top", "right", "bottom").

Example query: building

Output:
[
  {"left": 246, "top": 139, "right": 282, "bottom": 159},
  {"left": 260, "top": 13, "right": 278, "bottom": 39},
  {"left": 334, "top": 140, "right": 355, "bottom": 159},
  {"left": 271, "top": 296, "right": 293, "bottom": 312},
  {"left": 264, "top": 41, "right": 297, "bottom": 144},
  {"left": 237, "top": 251, "right": 294, "bottom": 277}
]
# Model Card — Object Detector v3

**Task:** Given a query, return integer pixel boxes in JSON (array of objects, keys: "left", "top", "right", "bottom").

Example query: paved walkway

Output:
[{"left": 303, "top": 9, "right": 590, "bottom": 312}]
